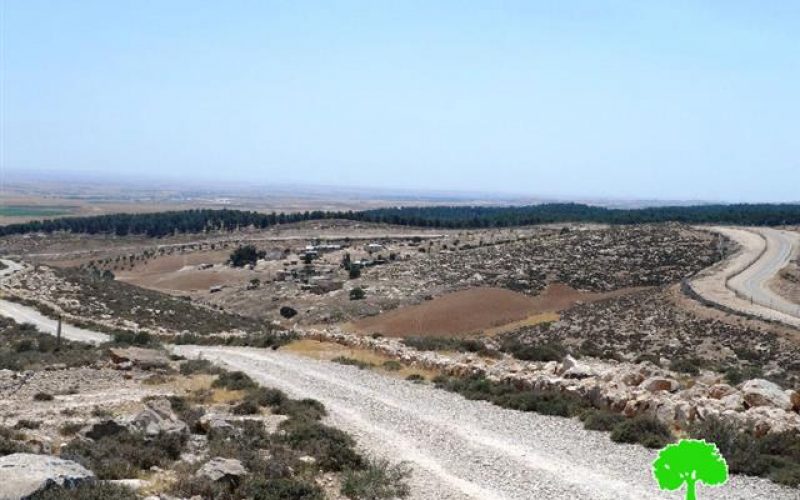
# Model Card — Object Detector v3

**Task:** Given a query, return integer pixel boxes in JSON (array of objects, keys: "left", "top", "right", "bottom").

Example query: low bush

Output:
[
  {"left": 332, "top": 356, "right": 374, "bottom": 370},
  {"left": 580, "top": 409, "right": 625, "bottom": 432},
  {"left": 405, "top": 374, "right": 425, "bottom": 383},
  {"left": 212, "top": 371, "right": 258, "bottom": 391},
  {"left": 232, "top": 399, "right": 260, "bottom": 415},
  {"left": 62, "top": 430, "right": 186, "bottom": 479},
  {"left": 501, "top": 340, "right": 567, "bottom": 362},
  {"left": 0, "top": 426, "right": 31, "bottom": 456},
  {"left": 341, "top": 459, "right": 411, "bottom": 499},
  {"left": 690, "top": 416, "right": 800, "bottom": 487},
  {"left": 29, "top": 482, "right": 138, "bottom": 500},
  {"left": 610, "top": 416, "right": 673, "bottom": 449},
  {"left": 279, "top": 418, "right": 365, "bottom": 472},
  {"left": 382, "top": 360, "right": 402, "bottom": 371},
  {"left": 59, "top": 421, "right": 84, "bottom": 436},
  {"left": 402, "top": 336, "right": 494, "bottom": 356},
  {"left": 669, "top": 357, "right": 704, "bottom": 375},
  {"left": 111, "top": 331, "right": 156, "bottom": 347},
  {"left": 14, "top": 419, "right": 41, "bottom": 430},
  {"left": 180, "top": 358, "right": 221, "bottom": 376},
  {"left": 434, "top": 374, "right": 588, "bottom": 417},
  {"left": 33, "top": 392, "right": 54, "bottom": 401}
]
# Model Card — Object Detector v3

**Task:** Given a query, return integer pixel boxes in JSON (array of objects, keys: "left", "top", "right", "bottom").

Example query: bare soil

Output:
[{"left": 349, "top": 284, "right": 642, "bottom": 338}]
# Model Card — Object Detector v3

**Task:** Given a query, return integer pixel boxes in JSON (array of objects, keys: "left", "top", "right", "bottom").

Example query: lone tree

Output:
[{"left": 652, "top": 439, "right": 728, "bottom": 500}]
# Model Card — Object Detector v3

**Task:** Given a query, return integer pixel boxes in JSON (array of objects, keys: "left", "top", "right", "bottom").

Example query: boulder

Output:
[
  {"left": 640, "top": 377, "right": 680, "bottom": 393},
  {"left": 128, "top": 398, "right": 187, "bottom": 436},
  {"left": 619, "top": 370, "right": 645, "bottom": 387},
  {"left": 721, "top": 394, "right": 745, "bottom": 411},
  {"left": 0, "top": 453, "right": 94, "bottom": 499},
  {"left": 559, "top": 355, "right": 595, "bottom": 379},
  {"left": 109, "top": 347, "right": 169, "bottom": 370},
  {"left": 708, "top": 384, "right": 736, "bottom": 400},
  {"left": 195, "top": 457, "right": 248, "bottom": 482},
  {"left": 198, "top": 414, "right": 235, "bottom": 433},
  {"left": 741, "top": 379, "right": 792, "bottom": 410}
]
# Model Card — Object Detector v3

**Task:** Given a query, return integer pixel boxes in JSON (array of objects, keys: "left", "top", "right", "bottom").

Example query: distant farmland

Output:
[{"left": 0, "top": 205, "right": 73, "bottom": 217}]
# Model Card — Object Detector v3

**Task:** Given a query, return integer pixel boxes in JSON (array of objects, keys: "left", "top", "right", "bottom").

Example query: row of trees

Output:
[{"left": 2, "top": 203, "right": 800, "bottom": 237}]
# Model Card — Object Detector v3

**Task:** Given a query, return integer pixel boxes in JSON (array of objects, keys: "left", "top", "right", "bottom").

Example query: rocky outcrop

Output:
[
  {"left": 741, "top": 379, "right": 793, "bottom": 410},
  {"left": 305, "top": 326, "right": 800, "bottom": 436},
  {"left": 195, "top": 457, "right": 247, "bottom": 482},
  {"left": 0, "top": 453, "right": 94, "bottom": 499},
  {"left": 128, "top": 398, "right": 187, "bottom": 436}
]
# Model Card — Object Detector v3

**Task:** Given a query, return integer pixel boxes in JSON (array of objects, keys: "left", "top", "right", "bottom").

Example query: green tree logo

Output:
[{"left": 652, "top": 439, "right": 728, "bottom": 500}]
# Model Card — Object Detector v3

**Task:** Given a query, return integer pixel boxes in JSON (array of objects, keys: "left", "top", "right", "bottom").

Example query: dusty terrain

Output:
[
  {"left": 2, "top": 221, "right": 800, "bottom": 497},
  {"left": 349, "top": 285, "right": 640, "bottom": 338}
]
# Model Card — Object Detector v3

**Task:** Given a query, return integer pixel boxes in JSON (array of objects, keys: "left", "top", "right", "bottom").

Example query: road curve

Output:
[
  {"left": 690, "top": 227, "right": 800, "bottom": 328},
  {"left": 728, "top": 228, "right": 800, "bottom": 316},
  {"left": 0, "top": 259, "right": 110, "bottom": 344},
  {"left": 173, "top": 345, "right": 793, "bottom": 500}
]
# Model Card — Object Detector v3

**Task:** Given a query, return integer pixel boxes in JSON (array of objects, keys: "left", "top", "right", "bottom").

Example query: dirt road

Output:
[{"left": 173, "top": 345, "right": 792, "bottom": 500}]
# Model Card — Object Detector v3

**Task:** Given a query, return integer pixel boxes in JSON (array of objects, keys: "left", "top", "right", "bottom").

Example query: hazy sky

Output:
[{"left": 3, "top": 1, "right": 798, "bottom": 202}]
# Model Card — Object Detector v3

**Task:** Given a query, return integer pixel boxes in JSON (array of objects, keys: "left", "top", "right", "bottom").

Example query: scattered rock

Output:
[
  {"left": 195, "top": 457, "right": 248, "bottom": 482},
  {"left": 110, "top": 347, "right": 169, "bottom": 370},
  {"left": 640, "top": 377, "right": 680, "bottom": 393},
  {"left": 128, "top": 398, "right": 187, "bottom": 436},
  {"left": 741, "top": 379, "right": 792, "bottom": 410}
]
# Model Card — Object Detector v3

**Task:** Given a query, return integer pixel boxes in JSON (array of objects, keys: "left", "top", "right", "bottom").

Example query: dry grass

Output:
[
  {"left": 483, "top": 312, "right": 560, "bottom": 336},
  {"left": 285, "top": 339, "right": 437, "bottom": 380}
]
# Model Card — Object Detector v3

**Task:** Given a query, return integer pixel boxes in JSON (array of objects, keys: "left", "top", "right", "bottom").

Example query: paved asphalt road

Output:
[{"left": 728, "top": 228, "right": 800, "bottom": 319}]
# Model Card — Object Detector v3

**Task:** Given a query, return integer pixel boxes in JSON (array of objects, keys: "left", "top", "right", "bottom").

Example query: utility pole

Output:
[{"left": 56, "top": 315, "right": 62, "bottom": 350}]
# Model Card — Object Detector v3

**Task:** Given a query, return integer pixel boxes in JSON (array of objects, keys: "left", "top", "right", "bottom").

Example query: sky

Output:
[{"left": 2, "top": 1, "right": 799, "bottom": 202}]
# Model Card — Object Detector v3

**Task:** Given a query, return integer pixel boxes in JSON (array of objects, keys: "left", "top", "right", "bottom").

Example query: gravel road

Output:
[
  {"left": 173, "top": 345, "right": 794, "bottom": 500},
  {"left": 0, "top": 259, "right": 110, "bottom": 344}
]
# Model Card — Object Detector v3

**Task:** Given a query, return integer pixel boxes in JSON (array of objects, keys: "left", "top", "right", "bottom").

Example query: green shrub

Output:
[
  {"left": 29, "top": 482, "right": 138, "bottom": 500},
  {"left": 669, "top": 357, "right": 703, "bottom": 375},
  {"left": 233, "top": 399, "right": 260, "bottom": 415},
  {"left": 610, "top": 416, "right": 673, "bottom": 449},
  {"left": 279, "top": 419, "right": 364, "bottom": 472},
  {"left": 239, "top": 478, "right": 325, "bottom": 500},
  {"left": 33, "top": 392, "right": 54, "bottom": 401},
  {"left": 690, "top": 416, "right": 800, "bottom": 485},
  {"left": 62, "top": 430, "right": 186, "bottom": 479},
  {"left": 59, "top": 421, "right": 84, "bottom": 436},
  {"left": 332, "top": 356, "right": 374, "bottom": 370},
  {"left": 180, "top": 358, "right": 221, "bottom": 375},
  {"left": 213, "top": 371, "right": 258, "bottom": 391},
  {"left": 14, "top": 419, "right": 41, "bottom": 430},
  {"left": 273, "top": 398, "right": 327, "bottom": 421},
  {"left": 405, "top": 374, "right": 425, "bottom": 383},
  {"left": 382, "top": 360, "right": 402, "bottom": 371},
  {"left": 247, "top": 387, "right": 289, "bottom": 407},
  {"left": 502, "top": 340, "right": 567, "bottom": 362},
  {"left": 0, "top": 426, "right": 32, "bottom": 456},
  {"left": 349, "top": 287, "right": 366, "bottom": 300},
  {"left": 434, "top": 374, "right": 587, "bottom": 417},
  {"left": 341, "top": 459, "right": 411, "bottom": 499},
  {"left": 580, "top": 409, "right": 625, "bottom": 432},
  {"left": 402, "top": 336, "right": 493, "bottom": 356}
]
